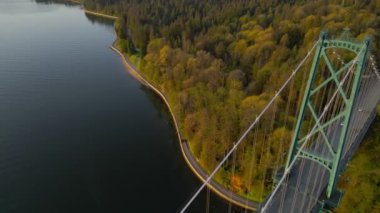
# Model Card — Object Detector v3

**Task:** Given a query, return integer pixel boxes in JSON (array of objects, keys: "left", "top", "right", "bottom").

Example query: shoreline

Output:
[
  {"left": 69, "top": 0, "right": 81, "bottom": 4},
  {"left": 110, "top": 44, "right": 259, "bottom": 211},
  {"left": 66, "top": 0, "right": 118, "bottom": 20},
  {"left": 81, "top": 6, "right": 259, "bottom": 211},
  {"left": 84, "top": 10, "right": 118, "bottom": 20}
]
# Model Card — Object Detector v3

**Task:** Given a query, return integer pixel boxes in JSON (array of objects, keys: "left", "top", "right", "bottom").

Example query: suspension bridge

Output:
[{"left": 179, "top": 30, "right": 380, "bottom": 212}]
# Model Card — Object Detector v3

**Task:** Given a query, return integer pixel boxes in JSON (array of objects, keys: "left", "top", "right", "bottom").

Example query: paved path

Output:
[
  {"left": 110, "top": 43, "right": 259, "bottom": 211},
  {"left": 84, "top": 10, "right": 118, "bottom": 19},
  {"left": 181, "top": 141, "right": 260, "bottom": 210}
]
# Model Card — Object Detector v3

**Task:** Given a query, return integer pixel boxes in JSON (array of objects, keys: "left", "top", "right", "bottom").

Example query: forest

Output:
[{"left": 81, "top": 0, "right": 380, "bottom": 210}]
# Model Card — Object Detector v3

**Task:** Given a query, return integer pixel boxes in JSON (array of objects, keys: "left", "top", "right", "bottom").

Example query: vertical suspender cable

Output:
[
  {"left": 261, "top": 46, "right": 364, "bottom": 212},
  {"left": 179, "top": 42, "right": 318, "bottom": 213}
]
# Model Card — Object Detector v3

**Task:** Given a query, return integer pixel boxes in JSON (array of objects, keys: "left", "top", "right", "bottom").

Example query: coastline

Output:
[
  {"left": 69, "top": 0, "right": 81, "bottom": 4},
  {"left": 110, "top": 42, "right": 259, "bottom": 211},
  {"left": 80, "top": 7, "right": 259, "bottom": 211},
  {"left": 84, "top": 10, "right": 118, "bottom": 20},
  {"left": 67, "top": 0, "right": 117, "bottom": 19},
  {"left": 110, "top": 44, "right": 258, "bottom": 211}
]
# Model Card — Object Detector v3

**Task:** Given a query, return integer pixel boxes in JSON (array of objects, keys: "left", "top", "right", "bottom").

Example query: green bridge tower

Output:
[{"left": 285, "top": 30, "right": 371, "bottom": 198}]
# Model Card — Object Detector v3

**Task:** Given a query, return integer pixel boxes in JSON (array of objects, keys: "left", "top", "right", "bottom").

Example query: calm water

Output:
[{"left": 0, "top": 0, "right": 233, "bottom": 212}]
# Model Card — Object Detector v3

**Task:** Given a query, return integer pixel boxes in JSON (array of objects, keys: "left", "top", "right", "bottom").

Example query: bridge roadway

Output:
[{"left": 262, "top": 72, "right": 380, "bottom": 212}]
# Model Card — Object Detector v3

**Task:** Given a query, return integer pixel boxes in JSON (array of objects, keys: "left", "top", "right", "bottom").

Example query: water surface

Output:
[{"left": 0, "top": 0, "right": 236, "bottom": 212}]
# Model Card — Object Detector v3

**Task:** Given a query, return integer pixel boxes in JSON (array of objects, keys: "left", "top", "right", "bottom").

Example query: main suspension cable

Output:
[{"left": 179, "top": 41, "right": 318, "bottom": 213}]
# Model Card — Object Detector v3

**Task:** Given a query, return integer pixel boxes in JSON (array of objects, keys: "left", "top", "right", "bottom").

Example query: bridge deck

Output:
[{"left": 263, "top": 73, "right": 380, "bottom": 213}]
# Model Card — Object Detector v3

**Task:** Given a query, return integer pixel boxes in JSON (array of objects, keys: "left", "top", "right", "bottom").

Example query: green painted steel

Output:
[
  {"left": 327, "top": 37, "right": 371, "bottom": 197},
  {"left": 285, "top": 31, "right": 327, "bottom": 168},
  {"left": 285, "top": 31, "right": 371, "bottom": 198}
]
